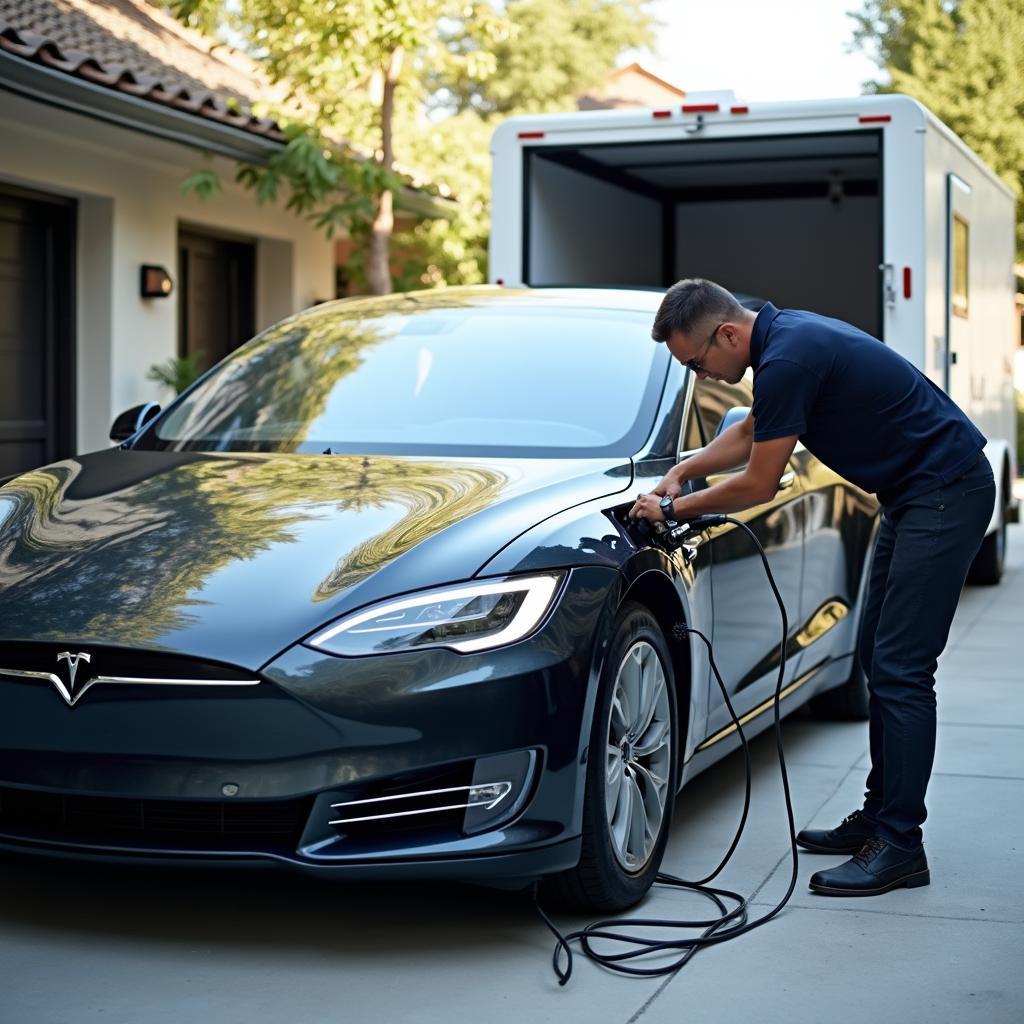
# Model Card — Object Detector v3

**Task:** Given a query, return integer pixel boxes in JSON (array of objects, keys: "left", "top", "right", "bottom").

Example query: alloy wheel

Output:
[{"left": 605, "top": 640, "right": 672, "bottom": 872}]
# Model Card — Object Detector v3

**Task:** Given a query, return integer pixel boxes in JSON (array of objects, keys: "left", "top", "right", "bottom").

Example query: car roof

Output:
[
  {"left": 303, "top": 285, "right": 765, "bottom": 324},
  {"left": 300, "top": 285, "right": 662, "bottom": 321}
]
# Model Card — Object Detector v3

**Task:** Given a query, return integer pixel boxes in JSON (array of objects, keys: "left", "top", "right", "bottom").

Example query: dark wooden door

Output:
[
  {"left": 0, "top": 186, "right": 75, "bottom": 478},
  {"left": 178, "top": 228, "right": 255, "bottom": 372}
]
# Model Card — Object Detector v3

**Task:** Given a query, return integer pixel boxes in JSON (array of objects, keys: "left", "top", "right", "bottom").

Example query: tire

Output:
[
  {"left": 810, "top": 656, "right": 870, "bottom": 721},
  {"left": 542, "top": 602, "right": 678, "bottom": 912},
  {"left": 966, "top": 500, "right": 1006, "bottom": 586}
]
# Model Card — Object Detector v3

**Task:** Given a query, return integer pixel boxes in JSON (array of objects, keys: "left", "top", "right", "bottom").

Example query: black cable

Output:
[{"left": 534, "top": 515, "right": 800, "bottom": 984}]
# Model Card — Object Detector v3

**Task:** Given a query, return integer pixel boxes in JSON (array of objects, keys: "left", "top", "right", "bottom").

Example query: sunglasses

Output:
[{"left": 684, "top": 323, "right": 723, "bottom": 374}]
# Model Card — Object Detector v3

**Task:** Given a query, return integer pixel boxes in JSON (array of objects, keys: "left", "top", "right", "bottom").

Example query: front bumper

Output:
[{"left": 0, "top": 566, "right": 616, "bottom": 882}]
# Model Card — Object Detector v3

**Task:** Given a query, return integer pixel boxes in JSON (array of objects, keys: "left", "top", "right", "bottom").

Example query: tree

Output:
[
  {"left": 397, "top": 0, "right": 657, "bottom": 287},
  {"left": 172, "top": 1, "right": 657, "bottom": 291},
  {"left": 175, "top": 0, "right": 509, "bottom": 294},
  {"left": 429, "top": 0, "right": 656, "bottom": 117},
  {"left": 852, "top": 0, "right": 1024, "bottom": 258}
]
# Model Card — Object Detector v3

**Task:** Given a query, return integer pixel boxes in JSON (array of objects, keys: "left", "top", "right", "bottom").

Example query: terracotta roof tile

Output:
[{"left": 0, "top": 0, "right": 288, "bottom": 141}]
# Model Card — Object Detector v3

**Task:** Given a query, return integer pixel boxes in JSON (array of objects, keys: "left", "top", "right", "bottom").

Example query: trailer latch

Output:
[{"left": 879, "top": 263, "right": 896, "bottom": 309}]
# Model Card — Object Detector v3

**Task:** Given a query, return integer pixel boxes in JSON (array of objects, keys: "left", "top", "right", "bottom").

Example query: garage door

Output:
[{"left": 0, "top": 185, "right": 75, "bottom": 479}]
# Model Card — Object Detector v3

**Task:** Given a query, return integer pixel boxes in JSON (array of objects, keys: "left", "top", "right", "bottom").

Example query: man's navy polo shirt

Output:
[{"left": 749, "top": 303, "right": 986, "bottom": 507}]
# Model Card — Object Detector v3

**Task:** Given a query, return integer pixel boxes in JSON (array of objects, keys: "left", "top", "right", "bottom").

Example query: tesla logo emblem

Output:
[{"left": 56, "top": 651, "right": 92, "bottom": 703}]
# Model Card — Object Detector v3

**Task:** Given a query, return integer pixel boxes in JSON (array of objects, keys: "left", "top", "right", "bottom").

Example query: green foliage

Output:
[
  {"left": 393, "top": 110, "right": 494, "bottom": 288},
  {"left": 430, "top": 0, "right": 657, "bottom": 117},
  {"left": 393, "top": 0, "right": 657, "bottom": 287},
  {"left": 146, "top": 352, "right": 207, "bottom": 395},
  {"left": 170, "top": 1, "right": 657, "bottom": 289},
  {"left": 852, "top": 0, "right": 1024, "bottom": 259},
  {"left": 181, "top": 168, "right": 222, "bottom": 201}
]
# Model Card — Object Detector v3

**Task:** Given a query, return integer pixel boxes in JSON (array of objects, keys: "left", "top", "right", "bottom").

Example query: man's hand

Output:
[
  {"left": 627, "top": 492, "right": 668, "bottom": 523},
  {"left": 630, "top": 465, "right": 689, "bottom": 523},
  {"left": 652, "top": 465, "right": 686, "bottom": 498}
]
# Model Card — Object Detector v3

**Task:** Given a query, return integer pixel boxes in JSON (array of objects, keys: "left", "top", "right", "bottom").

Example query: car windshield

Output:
[{"left": 138, "top": 299, "right": 668, "bottom": 458}]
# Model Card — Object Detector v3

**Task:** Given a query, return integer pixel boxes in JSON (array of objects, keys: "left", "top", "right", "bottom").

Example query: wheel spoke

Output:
[
  {"left": 635, "top": 657, "right": 665, "bottom": 739},
  {"left": 631, "top": 758, "right": 668, "bottom": 803},
  {"left": 610, "top": 766, "right": 633, "bottom": 858},
  {"left": 606, "top": 744, "right": 624, "bottom": 820},
  {"left": 620, "top": 648, "right": 642, "bottom": 732},
  {"left": 631, "top": 761, "right": 667, "bottom": 858},
  {"left": 625, "top": 772, "right": 646, "bottom": 863},
  {"left": 610, "top": 687, "right": 631, "bottom": 742},
  {"left": 633, "top": 716, "right": 670, "bottom": 759}
]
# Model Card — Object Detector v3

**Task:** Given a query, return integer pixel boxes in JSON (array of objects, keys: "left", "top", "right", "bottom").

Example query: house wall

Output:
[{"left": 0, "top": 92, "right": 335, "bottom": 456}]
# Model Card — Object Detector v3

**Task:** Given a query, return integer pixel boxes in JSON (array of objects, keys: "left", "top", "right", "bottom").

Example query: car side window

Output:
[{"left": 693, "top": 370, "right": 754, "bottom": 442}]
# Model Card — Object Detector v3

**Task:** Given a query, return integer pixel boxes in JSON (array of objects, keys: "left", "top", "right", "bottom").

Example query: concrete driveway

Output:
[{"left": 1, "top": 525, "right": 1021, "bottom": 1024}]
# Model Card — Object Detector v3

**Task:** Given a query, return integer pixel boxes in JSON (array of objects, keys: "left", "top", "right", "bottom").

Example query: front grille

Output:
[{"left": 0, "top": 786, "right": 313, "bottom": 852}]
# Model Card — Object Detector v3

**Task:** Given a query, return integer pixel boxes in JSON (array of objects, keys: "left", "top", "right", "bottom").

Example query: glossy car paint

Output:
[
  {"left": 0, "top": 287, "right": 879, "bottom": 883},
  {"left": 0, "top": 450, "right": 631, "bottom": 667}
]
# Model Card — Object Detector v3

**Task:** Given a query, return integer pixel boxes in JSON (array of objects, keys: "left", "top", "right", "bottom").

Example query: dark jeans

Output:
[{"left": 857, "top": 455, "right": 996, "bottom": 849}]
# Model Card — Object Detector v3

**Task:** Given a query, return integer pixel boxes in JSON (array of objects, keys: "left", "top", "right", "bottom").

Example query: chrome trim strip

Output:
[
  {"left": 329, "top": 802, "right": 480, "bottom": 825},
  {"left": 695, "top": 665, "right": 820, "bottom": 753},
  {"left": 0, "top": 668, "right": 260, "bottom": 707},
  {"left": 329, "top": 781, "right": 512, "bottom": 825},
  {"left": 330, "top": 783, "right": 508, "bottom": 809}
]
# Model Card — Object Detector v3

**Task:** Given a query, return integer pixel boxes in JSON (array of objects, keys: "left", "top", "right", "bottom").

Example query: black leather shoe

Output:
[
  {"left": 809, "top": 837, "right": 930, "bottom": 896},
  {"left": 796, "top": 809, "right": 877, "bottom": 854}
]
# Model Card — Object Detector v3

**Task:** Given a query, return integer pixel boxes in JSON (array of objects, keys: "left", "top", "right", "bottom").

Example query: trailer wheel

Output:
[{"left": 967, "top": 492, "right": 1006, "bottom": 587}]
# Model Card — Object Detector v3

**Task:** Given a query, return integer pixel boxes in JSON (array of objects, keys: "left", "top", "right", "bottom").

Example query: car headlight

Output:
[{"left": 306, "top": 573, "right": 565, "bottom": 657}]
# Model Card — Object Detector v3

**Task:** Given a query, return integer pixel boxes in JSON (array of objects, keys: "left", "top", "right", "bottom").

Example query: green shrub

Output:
[{"left": 146, "top": 353, "right": 206, "bottom": 396}]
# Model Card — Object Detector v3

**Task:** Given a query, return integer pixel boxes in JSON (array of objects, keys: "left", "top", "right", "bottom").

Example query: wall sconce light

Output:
[{"left": 140, "top": 264, "right": 174, "bottom": 298}]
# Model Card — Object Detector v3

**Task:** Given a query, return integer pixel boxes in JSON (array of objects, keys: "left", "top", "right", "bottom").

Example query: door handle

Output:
[{"left": 778, "top": 471, "right": 795, "bottom": 491}]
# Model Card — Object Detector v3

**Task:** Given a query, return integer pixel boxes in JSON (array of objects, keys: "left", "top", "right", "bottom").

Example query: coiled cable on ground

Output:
[{"left": 535, "top": 516, "right": 800, "bottom": 984}]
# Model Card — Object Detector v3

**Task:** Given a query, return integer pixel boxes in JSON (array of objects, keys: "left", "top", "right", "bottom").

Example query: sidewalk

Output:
[{"left": 1, "top": 527, "right": 1021, "bottom": 1024}]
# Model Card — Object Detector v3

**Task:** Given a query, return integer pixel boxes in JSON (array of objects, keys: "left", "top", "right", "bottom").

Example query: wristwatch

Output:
[{"left": 659, "top": 494, "right": 676, "bottom": 521}]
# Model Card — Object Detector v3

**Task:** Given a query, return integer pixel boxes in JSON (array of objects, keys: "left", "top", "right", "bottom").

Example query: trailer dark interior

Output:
[{"left": 525, "top": 130, "right": 883, "bottom": 337}]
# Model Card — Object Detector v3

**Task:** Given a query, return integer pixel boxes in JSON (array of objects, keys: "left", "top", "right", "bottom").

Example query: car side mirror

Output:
[
  {"left": 109, "top": 402, "right": 161, "bottom": 442},
  {"left": 714, "top": 405, "right": 751, "bottom": 440}
]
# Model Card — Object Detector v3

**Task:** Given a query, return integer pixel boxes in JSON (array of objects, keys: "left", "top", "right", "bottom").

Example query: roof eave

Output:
[
  {"left": 0, "top": 47, "right": 282, "bottom": 163},
  {"left": 1, "top": 50, "right": 456, "bottom": 220}
]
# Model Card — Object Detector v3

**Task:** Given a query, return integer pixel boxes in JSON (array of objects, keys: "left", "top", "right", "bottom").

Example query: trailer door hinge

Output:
[{"left": 879, "top": 263, "right": 896, "bottom": 309}]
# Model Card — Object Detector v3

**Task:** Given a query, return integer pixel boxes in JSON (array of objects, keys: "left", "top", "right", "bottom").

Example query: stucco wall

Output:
[{"left": 0, "top": 91, "right": 335, "bottom": 455}]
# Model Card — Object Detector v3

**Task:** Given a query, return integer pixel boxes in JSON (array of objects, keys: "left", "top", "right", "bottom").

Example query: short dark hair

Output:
[{"left": 651, "top": 278, "right": 746, "bottom": 343}]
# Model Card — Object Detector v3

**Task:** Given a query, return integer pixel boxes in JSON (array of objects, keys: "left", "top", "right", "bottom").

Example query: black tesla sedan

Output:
[{"left": 0, "top": 287, "right": 877, "bottom": 910}]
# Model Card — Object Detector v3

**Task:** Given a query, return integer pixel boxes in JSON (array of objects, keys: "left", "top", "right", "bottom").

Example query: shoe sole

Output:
[
  {"left": 808, "top": 868, "right": 930, "bottom": 897},
  {"left": 795, "top": 838, "right": 867, "bottom": 855}
]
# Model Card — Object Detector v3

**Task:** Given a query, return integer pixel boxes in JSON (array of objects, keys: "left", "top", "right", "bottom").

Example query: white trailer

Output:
[{"left": 490, "top": 94, "right": 1019, "bottom": 578}]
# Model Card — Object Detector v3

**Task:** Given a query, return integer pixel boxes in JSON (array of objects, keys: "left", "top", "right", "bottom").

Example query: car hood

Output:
[{"left": 0, "top": 449, "right": 632, "bottom": 669}]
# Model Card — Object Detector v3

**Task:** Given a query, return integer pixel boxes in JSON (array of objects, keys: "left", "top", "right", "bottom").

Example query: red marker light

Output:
[
  {"left": 682, "top": 103, "right": 720, "bottom": 113},
  {"left": 517, "top": 131, "right": 545, "bottom": 139},
  {"left": 730, "top": 105, "right": 749, "bottom": 114},
  {"left": 903, "top": 267, "right": 912, "bottom": 299},
  {"left": 858, "top": 115, "right": 891, "bottom": 124},
  {"left": 652, "top": 109, "right": 672, "bottom": 119}
]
